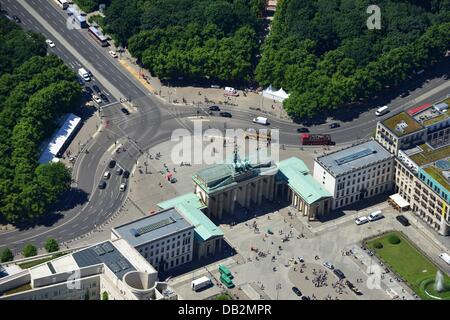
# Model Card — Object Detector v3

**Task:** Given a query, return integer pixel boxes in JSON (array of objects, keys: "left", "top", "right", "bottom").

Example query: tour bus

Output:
[
  {"left": 191, "top": 276, "right": 212, "bottom": 291},
  {"left": 220, "top": 274, "right": 235, "bottom": 289},
  {"left": 375, "top": 105, "right": 389, "bottom": 116},
  {"left": 218, "top": 264, "right": 233, "bottom": 279},
  {"left": 56, "top": 0, "right": 69, "bottom": 9},
  {"left": 88, "top": 26, "right": 108, "bottom": 47}
]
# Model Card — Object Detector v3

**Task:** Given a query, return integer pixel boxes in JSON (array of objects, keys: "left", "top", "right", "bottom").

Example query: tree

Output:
[
  {"left": 0, "top": 248, "right": 13, "bottom": 262},
  {"left": 102, "top": 291, "right": 109, "bottom": 300},
  {"left": 44, "top": 238, "right": 59, "bottom": 253},
  {"left": 22, "top": 244, "right": 37, "bottom": 257}
]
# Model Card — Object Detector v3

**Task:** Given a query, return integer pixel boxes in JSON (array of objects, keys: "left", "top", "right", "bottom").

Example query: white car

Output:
[
  {"left": 355, "top": 216, "right": 369, "bottom": 225},
  {"left": 119, "top": 183, "right": 127, "bottom": 192},
  {"left": 323, "top": 261, "right": 334, "bottom": 270},
  {"left": 368, "top": 210, "right": 383, "bottom": 222},
  {"left": 109, "top": 50, "right": 118, "bottom": 58},
  {"left": 103, "top": 171, "right": 111, "bottom": 179},
  {"left": 92, "top": 95, "right": 102, "bottom": 104},
  {"left": 46, "top": 39, "right": 55, "bottom": 47}
]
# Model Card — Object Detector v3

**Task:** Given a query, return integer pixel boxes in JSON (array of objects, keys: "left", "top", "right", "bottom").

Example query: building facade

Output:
[{"left": 314, "top": 140, "right": 395, "bottom": 210}]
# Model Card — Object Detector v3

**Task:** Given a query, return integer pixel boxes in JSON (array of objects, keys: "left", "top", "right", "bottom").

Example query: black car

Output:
[
  {"left": 108, "top": 160, "right": 116, "bottom": 168},
  {"left": 120, "top": 108, "right": 130, "bottom": 115},
  {"left": 219, "top": 112, "right": 232, "bottom": 118},
  {"left": 209, "top": 105, "right": 220, "bottom": 111},
  {"left": 12, "top": 15, "right": 21, "bottom": 23},
  {"left": 329, "top": 122, "right": 340, "bottom": 129},
  {"left": 396, "top": 215, "right": 410, "bottom": 226},
  {"left": 297, "top": 127, "right": 309, "bottom": 133},
  {"left": 123, "top": 170, "right": 130, "bottom": 179},
  {"left": 333, "top": 269, "right": 346, "bottom": 280},
  {"left": 85, "top": 87, "right": 93, "bottom": 95},
  {"left": 292, "top": 286, "right": 302, "bottom": 297},
  {"left": 98, "top": 181, "right": 107, "bottom": 189},
  {"left": 301, "top": 296, "right": 311, "bottom": 300},
  {"left": 100, "top": 93, "right": 109, "bottom": 102},
  {"left": 116, "top": 168, "right": 123, "bottom": 175},
  {"left": 93, "top": 85, "right": 101, "bottom": 93}
]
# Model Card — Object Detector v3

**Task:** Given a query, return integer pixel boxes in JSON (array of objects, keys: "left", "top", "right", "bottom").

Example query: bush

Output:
[
  {"left": 44, "top": 238, "right": 59, "bottom": 253},
  {"left": 373, "top": 242, "right": 383, "bottom": 249},
  {"left": 22, "top": 244, "right": 37, "bottom": 257},
  {"left": 1, "top": 248, "right": 14, "bottom": 262},
  {"left": 388, "top": 235, "right": 401, "bottom": 245},
  {"left": 102, "top": 291, "right": 109, "bottom": 300}
]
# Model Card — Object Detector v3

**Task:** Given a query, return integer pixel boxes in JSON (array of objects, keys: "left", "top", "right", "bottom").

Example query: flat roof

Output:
[
  {"left": 113, "top": 208, "right": 194, "bottom": 247},
  {"left": 381, "top": 112, "right": 424, "bottom": 137},
  {"left": 158, "top": 193, "right": 206, "bottom": 211},
  {"left": 316, "top": 140, "right": 393, "bottom": 177},
  {"left": 423, "top": 165, "right": 450, "bottom": 193},
  {"left": 408, "top": 144, "right": 450, "bottom": 166},
  {"left": 277, "top": 157, "right": 331, "bottom": 204},
  {"left": 39, "top": 113, "right": 81, "bottom": 163},
  {"left": 72, "top": 241, "right": 135, "bottom": 280}
]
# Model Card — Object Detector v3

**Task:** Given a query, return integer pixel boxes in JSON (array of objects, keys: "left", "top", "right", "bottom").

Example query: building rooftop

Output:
[
  {"left": 412, "top": 104, "right": 449, "bottom": 127},
  {"left": 158, "top": 193, "right": 223, "bottom": 242},
  {"left": 408, "top": 144, "right": 450, "bottom": 166},
  {"left": 277, "top": 157, "right": 331, "bottom": 204},
  {"left": 381, "top": 112, "right": 424, "bottom": 137},
  {"left": 423, "top": 165, "right": 450, "bottom": 193},
  {"left": 112, "top": 208, "right": 194, "bottom": 247},
  {"left": 72, "top": 241, "right": 136, "bottom": 280},
  {"left": 316, "top": 140, "right": 393, "bottom": 177}
]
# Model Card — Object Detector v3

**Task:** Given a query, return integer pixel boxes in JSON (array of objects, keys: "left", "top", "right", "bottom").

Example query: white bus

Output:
[
  {"left": 191, "top": 276, "right": 212, "bottom": 291},
  {"left": 56, "top": 0, "right": 69, "bottom": 9},
  {"left": 375, "top": 105, "right": 389, "bottom": 116}
]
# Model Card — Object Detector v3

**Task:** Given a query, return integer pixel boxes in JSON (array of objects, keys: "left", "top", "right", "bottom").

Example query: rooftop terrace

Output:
[
  {"left": 382, "top": 112, "right": 424, "bottom": 137},
  {"left": 423, "top": 165, "right": 450, "bottom": 193},
  {"left": 409, "top": 144, "right": 450, "bottom": 166}
]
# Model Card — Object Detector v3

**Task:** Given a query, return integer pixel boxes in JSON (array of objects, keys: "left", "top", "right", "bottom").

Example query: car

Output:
[
  {"left": 45, "top": 39, "right": 55, "bottom": 48},
  {"left": 333, "top": 269, "right": 346, "bottom": 280},
  {"left": 368, "top": 210, "right": 384, "bottom": 222},
  {"left": 98, "top": 181, "right": 107, "bottom": 189},
  {"left": 219, "top": 112, "right": 232, "bottom": 118},
  {"left": 85, "top": 87, "right": 93, "bottom": 95},
  {"left": 400, "top": 91, "right": 409, "bottom": 98},
  {"left": 120, "top": 108, "right": 130, "bottom": 115},
  {"left": 77, "top": 78, "right": 85, "bottom": 86},
  {"left": 109, "top": 50, "right": 118, "bottom": 58},
  {"left": 92, "top": 85, "right": 101, "bottom": 93},
  {"left": 108, "top": 160, "right": 116, "bottom": 168},
  {"left": 355, "top": 216, "right": 369, "bottom": 225},
  {"left": 292, "top": 286, "right": 302, "bottom": 297},
  {"left": 301, "top": 296, "right": 311, "bottom": 300},
  {"left": 123, "top": 170, "right": 130, "bottom": 179},
  {"left": 12, "top": 15, "right": 21, "bottom": 23},
  {"left": 92, "top": 95, "right": 102, "bottom": 104},
  {"left": 209, "top": 105, "right": 220, "bottom": 111},
  {"left": 297, "top": 127, "right": 309, "bottom": 133},
  {"left": 100, "top": 93, "right": 109, "bottom": 102},
  {"left": 119, "top": 183, "right": 127, "bottom": 192},
  {"left": 323, "top": 261, "right": 334, "bottom": 270},
  {"left": 103, "top": 171, "right": 111, "bottom": 179},
  {"left": 298, "top": 257, "right": 304, "bottom": 263},
  {"left": 116, "top": 168, "right": 123, "bottom": 175},
  {"left": 329, "top": 122, "right": 340, "bottom": 129},
  {"left": 396, "top": 215, "right": 410, "bottom": 226}
]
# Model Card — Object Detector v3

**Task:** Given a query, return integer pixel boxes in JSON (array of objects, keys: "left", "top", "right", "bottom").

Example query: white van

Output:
[
  {"left": 439, "top": 253, "right": 450, "bottom": 265},
  {"left": 375, "top": 106, "right": 389, "bottom": 116},
  {"left": 191, "top": 276, "right": 212, "bottom": 291},
  {"left": 224, "top": 87, "right": 239, "bottom": 96},
  {"left": 368, "top": 210, "right": 383, "bottom": 222},
  {"left": 78, "top": 67, "right": 91, "bottom": 81},
  {"left": 253, "top": 116, "right": 268, "bottom": 125}
]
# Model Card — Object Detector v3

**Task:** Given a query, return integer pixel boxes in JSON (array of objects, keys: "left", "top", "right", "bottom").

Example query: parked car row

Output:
[{"left": 355, "top": 210, "right": 384, "bottom": 225}]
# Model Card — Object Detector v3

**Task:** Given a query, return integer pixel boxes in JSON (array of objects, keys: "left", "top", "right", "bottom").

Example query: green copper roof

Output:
[
  {"left": 157, "top": 193, "right": 223, "bottom": 242},
  {"left": 157, "top": 193, "right": 207, "bottom": 210},
  {"left": 277, "top": 157, "right": 332, "bottom": 204}
]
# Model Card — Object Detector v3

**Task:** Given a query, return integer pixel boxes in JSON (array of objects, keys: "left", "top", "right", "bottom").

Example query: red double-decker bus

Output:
[{"left": 300, "top": 133, "right": 334, "bottom": 145}]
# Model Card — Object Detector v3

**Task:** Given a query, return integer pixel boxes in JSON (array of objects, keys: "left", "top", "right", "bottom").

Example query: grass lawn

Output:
[
  {"left": 366, "top": 231, "right": 450, "bottom": 300},
  {"left": 214, "top": 293, "right": 233, "bottom": 300},
  {"left": 18, "top": 252, "right": 68, "bottom": 269}
]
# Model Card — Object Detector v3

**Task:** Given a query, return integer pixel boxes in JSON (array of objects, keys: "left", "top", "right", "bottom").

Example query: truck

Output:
[
  {"left": 191, "top": 276, "right": 212, "bottom": 291},
  {"left": 252, "top": 116, "right": 269, "bottom": 125},
  {"left": 300, "top": 133, "right": 334, "bottom": 145},
  {"left": 78, "top": 68, "right": 91, "bottom": 82}
]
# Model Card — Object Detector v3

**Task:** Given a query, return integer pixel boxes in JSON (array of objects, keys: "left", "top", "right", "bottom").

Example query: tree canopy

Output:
[
  {"left": 0, "top": 17, "right": 81, "bottom": 224},
  {"left": 256, "top": 0, "right": 450, "bottom": 119}
]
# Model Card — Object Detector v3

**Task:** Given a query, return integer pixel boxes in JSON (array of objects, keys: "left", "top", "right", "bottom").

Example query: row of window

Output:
[{"left": 334, "top": 184, "right": 388, "bottom": 208}]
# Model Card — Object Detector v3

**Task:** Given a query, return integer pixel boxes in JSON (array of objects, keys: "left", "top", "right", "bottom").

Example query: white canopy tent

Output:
[
  {"left": 389, "top": 193, "right": 410, "bottom": 211},
  {"left": 262, "top": 85, "right": 290, "bottom": 102}
]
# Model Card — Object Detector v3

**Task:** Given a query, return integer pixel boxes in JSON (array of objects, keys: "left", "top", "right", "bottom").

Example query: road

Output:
[{"left": 0, "top": 0, "right": 449, "bottom": 253}]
